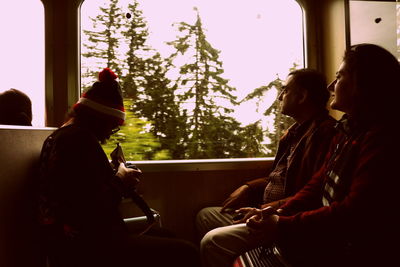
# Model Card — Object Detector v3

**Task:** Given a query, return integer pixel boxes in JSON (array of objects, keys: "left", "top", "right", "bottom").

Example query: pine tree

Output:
[
  {"left": 136, "top": 53, "right": 187, "bottom": 159},
  {"left": 242, "top": 75, "right": 295, "bottom": 156},
  {"left": 82, "top": 0, "right": 123, "bottom": 89},
  {"left": 120, "top": 1, "right": 186, "bottom": 159},
  {"left": 239, "top": 121, "right": 268, "bottom": 157},
  {"left": 121, "top": 0, "right": 150, "bottom": 99},
  {"left": 167, "top": 8, "right": 244, "bottom": 159},
  {"left": 264, "top": 96, "right": 294, "bottom": 156},
  {"left": 82, "top": 0, "right": 170, "bottom": 159}
]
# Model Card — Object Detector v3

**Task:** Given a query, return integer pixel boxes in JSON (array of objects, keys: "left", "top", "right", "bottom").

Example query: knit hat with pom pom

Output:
[{"left": 74, "top": 68, "right": 125, "bottom": 125}]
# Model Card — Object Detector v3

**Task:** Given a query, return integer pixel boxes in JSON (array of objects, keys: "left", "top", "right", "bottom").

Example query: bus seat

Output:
[
  {"left": 0, "top": 126, "right": 159, "bottom": 267},
  {"left": 0, "top": 126, "right": 56, "bottom": 267}
]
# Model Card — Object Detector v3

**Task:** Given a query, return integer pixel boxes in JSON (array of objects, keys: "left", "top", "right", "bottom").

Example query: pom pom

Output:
[{"left": 99, "top": 68, "right": 118, "bottom": 82}]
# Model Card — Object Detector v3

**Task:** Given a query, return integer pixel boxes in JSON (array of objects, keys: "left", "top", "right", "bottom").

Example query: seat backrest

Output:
[{"left": 0, "top": 126, "right": 55, "bottom": 267}]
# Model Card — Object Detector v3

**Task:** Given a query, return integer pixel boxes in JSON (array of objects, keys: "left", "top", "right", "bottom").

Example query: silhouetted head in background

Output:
[{"left": 0, "top": 88, "right": 32, "bottom": 126}]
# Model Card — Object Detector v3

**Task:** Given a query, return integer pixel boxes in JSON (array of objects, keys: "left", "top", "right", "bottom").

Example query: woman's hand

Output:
[
  {"left": 245, "top": 206, "right": 279, "bottom": 243},
  {"left": 115, "top": 162, "right": 142, "bottom": 189}
]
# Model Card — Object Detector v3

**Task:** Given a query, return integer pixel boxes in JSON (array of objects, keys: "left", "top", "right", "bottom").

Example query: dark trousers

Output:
[{"left": 46, "top": 227, "right": 200, "bottom": 267}]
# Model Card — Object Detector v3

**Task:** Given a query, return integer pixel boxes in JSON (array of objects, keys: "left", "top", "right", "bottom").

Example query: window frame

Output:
[{"left": 42, "top": 0, "right": 313, "bottom": 170}]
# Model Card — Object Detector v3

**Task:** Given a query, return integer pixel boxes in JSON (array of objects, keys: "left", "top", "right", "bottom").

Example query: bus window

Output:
[
  {"left": 81, "top": 0, "right": 304, "bottom": 160},
  {"left": 0, "top": 1, "right": 45, "bottom": 127},
  {"left": 349, "top": 0, "right": 399, "bottom": 60}
]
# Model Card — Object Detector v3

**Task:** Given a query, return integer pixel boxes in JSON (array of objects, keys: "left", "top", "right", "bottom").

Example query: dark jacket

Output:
[
  {"left": 38, "top": 124, "right": 128, "bottom": 266},
  {"left": 277, "top": 118, "right": 400, "bottom": 267},
  {"left": 246, "top": 112, "right": 337, "bottom": 207}
]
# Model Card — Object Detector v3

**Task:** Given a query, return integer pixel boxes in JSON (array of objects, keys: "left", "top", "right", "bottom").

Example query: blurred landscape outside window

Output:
[{"left": 81, "top": 0, "right": 304, "bottom": 160}]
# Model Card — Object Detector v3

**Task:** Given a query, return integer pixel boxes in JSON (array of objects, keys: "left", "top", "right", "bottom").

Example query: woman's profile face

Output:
[
  {"left": 329, "top": 60, "right": 356, "bottom": 114},
  {"left": 96, "top": 118, "right": 120, "bottom": 144}
]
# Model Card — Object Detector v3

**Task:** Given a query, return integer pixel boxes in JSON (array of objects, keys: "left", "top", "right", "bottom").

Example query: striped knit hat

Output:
[{"left": 74, "top": 68, "right": 125, "bottom": 125}]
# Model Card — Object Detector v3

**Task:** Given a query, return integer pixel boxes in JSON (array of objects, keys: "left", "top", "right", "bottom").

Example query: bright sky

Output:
[
  {"left": 0, "top": 1, "right": 44, "bottom": 126},
  {"left": 0, "top": 0, "right": 303, "bottom": 127}
]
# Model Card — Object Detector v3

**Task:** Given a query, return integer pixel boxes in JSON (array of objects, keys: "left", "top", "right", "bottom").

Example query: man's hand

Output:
[
  {"left": 233, "top": 206, "right": 277, "bottom": 224},
  {"left": 231, "top": 207, "right": 258, "bottom": 224},
  {"left": 221, "top": 185, "right": 250, "bottom": 213}
]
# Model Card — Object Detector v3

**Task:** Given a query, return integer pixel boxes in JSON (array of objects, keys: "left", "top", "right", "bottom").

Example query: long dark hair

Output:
[{"left": 343, "top": 44, "right": 400, "bottom": 125}]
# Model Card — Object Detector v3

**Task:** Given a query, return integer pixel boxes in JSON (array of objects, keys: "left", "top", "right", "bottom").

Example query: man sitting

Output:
[{"left": 197, "top": 69, "right": 337, "bottom": 267}]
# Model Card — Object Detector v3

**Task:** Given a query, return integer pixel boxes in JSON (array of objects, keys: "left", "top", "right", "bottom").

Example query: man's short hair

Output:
[
  {"left": 289, "top": 69, "right": 329, "bottom": 111},
  {"left": 0, "top": 88, "right": 32, "bottom": 126}
]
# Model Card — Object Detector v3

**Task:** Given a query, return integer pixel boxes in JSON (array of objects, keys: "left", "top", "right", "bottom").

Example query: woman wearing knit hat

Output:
[
  {"left": 69, "top": 67, "right": 126, "bottom": 143},
  {"left": 37, "top": 68, "right": 200, "bottom": 267}
]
